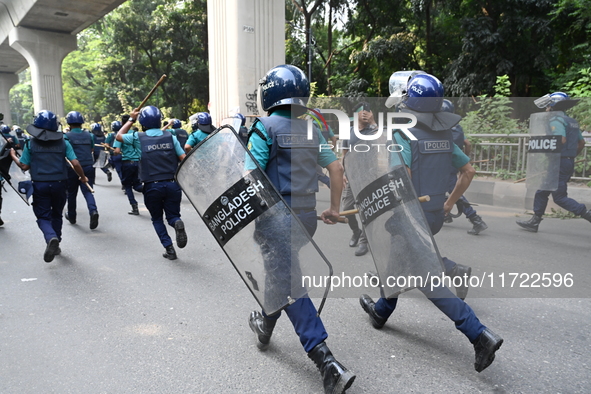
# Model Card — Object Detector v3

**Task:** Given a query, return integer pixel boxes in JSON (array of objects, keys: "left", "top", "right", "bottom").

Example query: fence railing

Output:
[{"left": 468, "top": 133, "right": 591, "bottom": 181}]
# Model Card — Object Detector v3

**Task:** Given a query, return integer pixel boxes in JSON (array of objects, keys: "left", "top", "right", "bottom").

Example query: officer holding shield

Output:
[
  {"left": 517, "top": 92, "right": 591, "bottom": 231},
  {"left": 358, "top": 73, "right": 503, "bottom": 373},
  {"left": 184, "top": 112, "right": 216, "bottom": 152},
  {"left": 90, "top": 122, "right": 112, "bottom": 182},
  {"left": 166, "top": 119, "right": 189, "bottom": 148},
  {"left": 246, "top": 65, "right": 355, "bottom": 394}
]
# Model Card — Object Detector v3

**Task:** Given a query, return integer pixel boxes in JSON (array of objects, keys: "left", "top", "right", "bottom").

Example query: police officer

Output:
[
  {"left": 517, "top": 92, "right": 591, "bottom": 231},
  {"left": 184, "top": 112, "right": 216, "bottom": 153},
  {"left": 10, "top": 110, "right": 88, "bottom": 262},
  {"left": 341, "top": 102, "right": 378, "bottom": 257},
  {"left": 359, "top": 73, "right": 503, "bottom": 373},
  {"left": 235, "top": 113, "right": 249, "bottom": 146},
  {"left": 247, "top": 65, "right": 355, "bottom": 394},
  {"left": 64, "top": 111, "right": 99, "bottom": 229},
  {"left": 113, "top": 114, "right": 144, "bottom": 215},
  {"left": 107, "top": 120, "right": 124, "bottom": 185},
  {"left": 13, "top": 125, "right": 27, "bottom": 151},
  {"left": 1, "top": 124, "right": 18, "bottom": 148},
  {"left": 90, "top": 122, "right": 113, "bottom": 182},
  {"left": 166, "top": 119, "right": 189, "bottom": 148},
  {"left": 440, "top": 99, "right": 488, "bottom": 235},
  {"left": 116, "top": 106, "right": 187, "bottom": 260}
]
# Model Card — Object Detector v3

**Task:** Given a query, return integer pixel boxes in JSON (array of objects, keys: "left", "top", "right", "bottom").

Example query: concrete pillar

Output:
[
  {"left": 9, "top": 27, "right": 77, "bottom": 118},
  {"left": 0, "top": 73, "right": 19, "bottom": 126},
  {"left": 207, "top": 0, "right": 285, "bottom": 126}
]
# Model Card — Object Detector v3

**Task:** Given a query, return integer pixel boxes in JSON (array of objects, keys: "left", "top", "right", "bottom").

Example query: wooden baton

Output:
[
  {"left": 66, "top": 158, "right": 94, "bottom": 193},
  {"left": 137, "top": 74, "right": 167, "bottom": 110}
]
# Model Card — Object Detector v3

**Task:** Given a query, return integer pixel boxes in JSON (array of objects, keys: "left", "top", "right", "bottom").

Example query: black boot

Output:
[
  {"left": 107, "top": 171, "right": 112, "bottom": 182},
  {"left": 516, "top": 214, "right": 542, "bottom": 232},
  {"left": 65, "top": 211, "right": 76, "bottom": 224},
  {"left": 355, "top": 243, "right": 368, "bottom": 256},
  {"left": 451, "top": 264, "right": 472, "bottom": 300},
  {"left": 128, "top": 204, "right": 139, "bottom": 215},
  {"left": 467, "top": 214, "right": 488, "bottom": 235},
  {"left": 163, "top": 245, "right": 177, "bottom": 260},
  {"left": 43, "top": 237, "right": 60, "bottom": 263},
  {"left": 349, "top": 229, "right": 361, "bottom": 247},
  {"left": 174, "top": 220, "right": 187, "bottom": 248},
  {"left": 582, "top": 209, "right": 591, "bottom": 223},
  {"left": 473, "top": 328, "right": 503, "bottom": 372},
  {"left": 308, "top": 342, "right": 356, "bottom": 394},
  {"left": 248, "top": 311, "right": 276, "bottom": 350},
  {"left": 359, "top": 294, "right": 387, "bottom": 329},
  {"left": 90, "top": 211, "right": 99, "bottom": 230}
]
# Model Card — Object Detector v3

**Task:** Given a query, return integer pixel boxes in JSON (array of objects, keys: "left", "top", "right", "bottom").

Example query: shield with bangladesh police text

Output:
[
  {"left": 344, "top": 133, "right": 444, "bottom": 299},
  {"left": 175, "top": 126, "right": 333, "bottom": 316},
  {"left": 526, "top": 112, "right": 562, "bottom": 191}
]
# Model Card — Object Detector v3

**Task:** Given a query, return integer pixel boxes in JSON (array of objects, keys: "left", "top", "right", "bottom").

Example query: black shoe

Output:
[
  {"left": 89, "top": 211, "right": 99, "bottom": 230},
  {"left": 163, "top": 245, "right": 177, "bottom": 260},
  {"left": 473, "top": 328, "right": 503, "bottom": 372},
  {"left": 355, "top": 243, "right": 368, "bottom": 256},
  {"left": 65, "top": 212, "right": 76, "bottom": 225},
  {"left": 107, "top": 171, "right": 112, "bottom": 182},
  {"left": 55, "top": 247, "right": 61, "bottom": 256},
  {"left": 516, "top": 214, "right": 542, "bottom": 232},
  {"left": 359, "top": 294, "right": 387, "bottom": 329},
  {"left": 248, "top": 311, "right": 277, "bottom": 350},
  {"left": 467, "top": 214, "right": 488, "bottom": 235},
  {"left": 44, "top": 237, "right": 60, "bottom": 263},
  {"left": 452, "top": 264, "right": 472, "bottom": 300},
  {"left": 349, "top": 229, "right": 362, "bottom": 247},
  {"left": 308, "top": 342, "right": 356, "bottom": 394},
  {"left": 582, "top": 209, "right": 591, "bottom": 223},
  {"left": 175, "top": 220, "right": 187, "bottom": 249},
  {"left": 443, "top": 213, "right": 453, "bottom": 223},
  {"left": 128, "top": 204, "right": 139, "bottom": 215},
  {"left": 0, "top": 216, "right": 3, "bottom": 226}
]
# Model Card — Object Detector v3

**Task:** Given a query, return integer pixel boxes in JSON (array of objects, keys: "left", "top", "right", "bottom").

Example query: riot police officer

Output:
[
  {"left": 90, "top": 122, "right": 112, "bottom": 182},
  {"left": 166, "top": 119, "right": 189, "bottom": 148},
  {"left": 10, "top": 110, "right": 88, "bottom": 262},
  {"left": 64, "top": 111, "right": 99, "bottom": 229},
  {"left": 358, "top": 73, "right": 503, "bottom": 373},
  {"left": 184, "top": 112, "right": 216, "bottom": 153},
  {"left": 440, "top": 99, "right": 488, "bottom": 235},
  {"left": 517, "top": 92, "right": 591, "bottom": 231},
  {"left": 107, "top": 120, "right": 124, "bottom": 185},
  {"left": 116, "top": 106, "right": 187, "bottom": 260},
  {"left": 247, "top": 64, "right": 355, "bottom": 394},
  {"left": 113, "top": 114, "right": 144, "bottom": 215}
]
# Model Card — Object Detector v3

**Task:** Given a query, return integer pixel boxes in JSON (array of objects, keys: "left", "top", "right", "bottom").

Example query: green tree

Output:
[{"left": 9, "top": 69, "right": 34, "bottom": 127}]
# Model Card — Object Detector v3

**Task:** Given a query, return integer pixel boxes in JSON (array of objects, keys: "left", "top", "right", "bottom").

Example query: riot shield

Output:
[
  {"left": 93, "top": 150, "right": 110, "bottom": 169},
  {"left": 344, "top": 134, "right": 443, "bottom": 299},
  {"left": 175, "top": 126, "right": 333, "bottom": 315},
  {"left": 0, "top": 137, "right": 30, "bottom": 205},
  {"left": 526, "top": 112, "right": 562, "bottom": 191}
]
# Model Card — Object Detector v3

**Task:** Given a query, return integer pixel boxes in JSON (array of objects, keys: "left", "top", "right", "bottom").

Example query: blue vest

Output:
[
  {"left": 174, "top": 128, "right": 189, "bottom": 147},
  {"left": 552, "top": 114, "right": 580, "bottom": 157},
  {"left": 94, "top": 135, "right": 106, "bottom": 157},
  {"left": 66, "top": 131, "right": 94, "bottom": 166},
  {"left": 258, "top": 116, "right": 319, "bottom": 209},
  {"left": 238, "top": 126, "right": 249, "bottom": 146},
  {"left": 138, "top": 131, "right": 178, "bottom": 183},
  {"left": 29, "top": 138, "right": 68, "bottom": 182},
  {"left": 409, "top": 125, "right": 455, "bottom": 212}
]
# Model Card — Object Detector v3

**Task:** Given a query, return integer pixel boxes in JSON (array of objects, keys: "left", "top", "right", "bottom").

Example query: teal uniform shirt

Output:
[
  {"left": 393, "top": 131, "right": 470, "bottom": 169},
  {"left": 122, "top": 129, "right": 185, "bottom": 157},
  {"left": 246, "top": 110, "right": 337, "bottom": 170},
  {"left": 19, "top": 139, "right": 77, "bottom": 166},
  {"left": 105, "top": 132, "right": 115, "bottom": 146},
  {"left": 185, "top": 130, "right": 210, "bottom": 148},
  {"left": 116, "top": 130, "right": 141, "bottom": 161},
  {"left": 550, "top": 112, "right": 584, "bottom": 141}
]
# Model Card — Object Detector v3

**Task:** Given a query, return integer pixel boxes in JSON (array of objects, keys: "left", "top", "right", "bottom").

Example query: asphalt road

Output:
[{"left": 1, "top": 172, "right": 589, "bottom": 393}]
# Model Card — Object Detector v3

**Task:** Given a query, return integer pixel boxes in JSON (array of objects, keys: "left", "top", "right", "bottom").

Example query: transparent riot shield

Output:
[
  {"left": 344, "top": 134, "right": 443, "bottom": 298},
  {"left": 93, "top": 150, "right": 110, "bottom": 168},
  {"left": 175, "top": 126, "right": 333, "bottom": 315},
  {"left": 526, "top": 112, "right": 562, "bottom": 191}
]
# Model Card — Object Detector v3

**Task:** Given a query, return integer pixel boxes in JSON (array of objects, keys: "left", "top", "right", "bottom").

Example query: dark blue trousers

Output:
[
  {"left": 447, "top": 173, "right": 477, "bottom": 218},
  {"left": 66, "top": 165, "right": 97, "bottom": 219},
  {"left": 533, "top": 157, "right": 587, "bottom": 217},
  {"left": 374, "top": 209, "right": 486, "bottom": 343},
  {"left": 121, "top": 161, "right": 143, "bottom": 206},
  {"left": 32, "top": 180, "right": 67, "bottom": 243},
  {"left": 261, "top": 210, "right": 328, "bottom": 353},
  {"left": 143, "top": 181, "right": 182, "bottom": 248},
  {"left": 110, "top": 154, "right": 123, "bottom": 181}
]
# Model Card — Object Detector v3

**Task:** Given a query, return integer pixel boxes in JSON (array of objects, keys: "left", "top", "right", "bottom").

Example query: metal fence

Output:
[{"left": 469, "top": 133, "right": 591, "bottom": 181}]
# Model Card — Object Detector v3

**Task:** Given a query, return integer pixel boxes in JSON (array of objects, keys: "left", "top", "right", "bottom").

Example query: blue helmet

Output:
[
  {"left": 139, "top": 105, "right": 162, "bottom": 129},
  {"left": 111, "top": 121, "right": 122, "bottom": 132},
  {"left": 235, "top": 113, "right": 246, "bottom": 126},
  {"left": 258, "top": 64, "right": 310, "bottom": 112},
  {"left": 441, "top": 99, "right": 455, "bottom": 114},
  {"left": 33, "top": 110, "right": 59, "bottom": 131},
  {"left": 90, "top": 123, "right": 102, "bottom": 133},
  {"left": 170, "top": 119, "right": 182, "bottom": 129},
  {"left": 405, "top": 74, "right": 444, "bottom": 113},
  {"left": 1, "top": 124, "right": 10, "bottom": 134},
  {"left": 549, "top": 92, "right": 569, "bottom": 106},
  {"left": 197, "top": 112, "right": 211, "bottom": 125},
  {"left": 65, "top": 111, "right": 84, "bottom": 125}
]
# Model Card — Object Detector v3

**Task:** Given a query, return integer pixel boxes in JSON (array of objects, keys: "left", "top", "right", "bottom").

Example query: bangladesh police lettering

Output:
[
  {"left": 146, "top": 142, "right": 172, "bottom": 151},
  {"left": 527, "top": 135, "right": 562, "bottom": 153},
  {"left": 356, "top": 172, "right": 407, "bottom": 226}
]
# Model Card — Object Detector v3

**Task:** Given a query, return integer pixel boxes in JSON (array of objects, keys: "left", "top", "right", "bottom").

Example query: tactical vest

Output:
[
  {"left": 94, "top": 135, "right": 106, "bottom": 157},
  {"left": 238, "top": 126, "right": 249, "bottom": 146},
  {"left": 138, "top": 131, "right": 178, "bottom": 183},
  {"left": 552, "top": 114, "right": 580, "bottom": 157},
  {"left": 29, "top": 138, "right": 68, "bottom": 182},
  {"left": 66, "top": 131, "right": 94, "bottom": 166},
  {"left": 409, "top": 125, "right": 455, "bottom": 212},
  {"left": 258, "top": 116, "right": 319, "bottom": 209},
  {"left": 174, "top": 128, "right": 189, "bottom": 147},
  {"left": 451, "top": 124, "right": 465, "bottom": 151}
]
